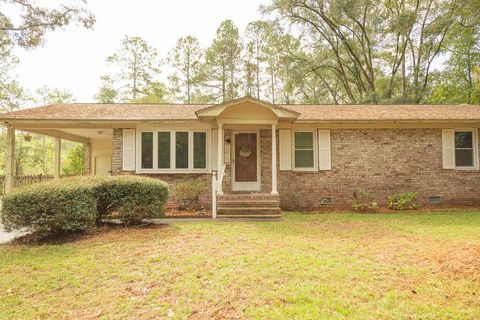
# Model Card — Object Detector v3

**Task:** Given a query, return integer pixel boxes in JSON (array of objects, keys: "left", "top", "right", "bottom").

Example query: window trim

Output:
[
  {"left": 454, "top": 128, "right": 478, "bottom": 170},
  {"left": 292, "top": 130, "right": 317, "bottom": 171},
  {"left": 136, "top": 130, "right": 209, "bottom": 174}
]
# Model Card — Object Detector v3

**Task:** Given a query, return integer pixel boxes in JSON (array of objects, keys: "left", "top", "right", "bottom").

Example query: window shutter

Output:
[
  {"left": 442, "top": 129, "right": 455, "bottom": 169},
  {"left": 318, "top": 130, "right": 331, "bottom": 170},
  {"left": 212, "top": 129, "right": 218, "bottom": 170},
  {"left": 279, "top": 130, "right": 292, "bottom": 170},
  {"left": 122, "top": 129, "right": 136, "bottom": 171}
]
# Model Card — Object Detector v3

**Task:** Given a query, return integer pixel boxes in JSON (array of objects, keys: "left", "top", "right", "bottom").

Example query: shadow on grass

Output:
[{"left": 7, "top": 222, "right": 176, "bottom": 246}]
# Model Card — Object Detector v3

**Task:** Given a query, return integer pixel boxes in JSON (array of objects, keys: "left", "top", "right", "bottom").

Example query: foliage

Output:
[
  {"left": 203, "top": 19, "right": 243, "bottom": 103},
  {"left": 62, "top": 143, "right": 85, "bottom": 176},
  {"left": 167, "top": 36, "right": 204, "bottom": 103},
  {"left": 1, "top": 179, "right": 97, "bottom": 237},
  {"left": 387, "top": 192, "right": 421, "bottom": 210},
  {"left": 34, "top": 86, "right": 75, "bottom": 105},
  {"left": 172, "top": 179, "right": 207, "bottom": 210},
  {"left": 0, "top": 0, "right": 95, "bottom": 49},
  {"left": 350, "top": 189, "right": 378, "bottom": 212},
  {"left": 97, "top": 176, "right": 169, "bottom": 225},
  {"left": 97, "top": 36, "right": 161, "bottom": 102},
  {"left": 290, "top": 192, "right": 303, "bottom": 211},
  {"left": 0, "top": 176, "right": 169, "bottom": 236}
]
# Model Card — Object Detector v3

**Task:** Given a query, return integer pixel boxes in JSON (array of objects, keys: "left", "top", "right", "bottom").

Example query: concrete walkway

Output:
[{"left": 0, "top": 224, "right": 25, "bottom": 244}]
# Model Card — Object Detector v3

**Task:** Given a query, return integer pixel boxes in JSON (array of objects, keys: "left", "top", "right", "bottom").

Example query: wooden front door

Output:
[{"left": 233, "top": 132, "right": 260, "bottom": 191}]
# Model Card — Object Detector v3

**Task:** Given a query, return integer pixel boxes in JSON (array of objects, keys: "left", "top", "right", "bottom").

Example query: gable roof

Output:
[
  {"left": 195, "top": 96, "right": 300, "bottom": 121},
  {"left": 1, "top": 100, "right": 480, "bottom": 123}
]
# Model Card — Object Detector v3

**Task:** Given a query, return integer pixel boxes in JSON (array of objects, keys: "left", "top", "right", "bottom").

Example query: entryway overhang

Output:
[{"left": 195, "top": 96, "right": 300, "bottom": 123}]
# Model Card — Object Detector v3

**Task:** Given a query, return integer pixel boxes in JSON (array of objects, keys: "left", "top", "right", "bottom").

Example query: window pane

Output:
[
  {"left": 193, "top": 132, "right": 206, "bottom": 169},
  {"left": 455, "top": 131, "right": 473, "bottom": 148},
  {"left": 295, "top": 150, "right": 314, "bottom": 168},
  {"left": 157, "top": 132, "right": 170, "bottom": 169},
  {"left": 175, "top": 132, "right": 189, "bottom": 169},
  {"left": 455, "top": 149, "right": 474, "bottom": 167},
  {"left": 141, "top": 132, "right": 153, "bottom": 169},
  {"left": 295, "top": 132, "right": 313, "bottom": 149}
]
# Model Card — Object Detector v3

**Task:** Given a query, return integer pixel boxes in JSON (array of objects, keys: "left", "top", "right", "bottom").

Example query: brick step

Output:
[
  {"left": 219, "top": 193, "right": 279, "bottom": 200},
  {"left": 217, "top": 200, "right": 280, "bottom": 208},
  {"left": 217, "top": 207, "right": 281, "bottom": 215},
  {"left": 217, "top": 214, "right": 282, "bottom": 218}
]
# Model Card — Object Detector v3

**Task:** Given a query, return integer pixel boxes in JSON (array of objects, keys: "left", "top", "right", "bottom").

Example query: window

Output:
[
  {"left": 157, "top": 132, "right": 170, "bottom": 169},
  {"left": 175, "top": 132, "right": 189, "bottom": 169},
  {"left": 141, "top": 132, "right": 153, "bottom": 169},
  {"left": 455, "top": 130, "right": 476, "bottom": 168},
  {"left": 193, "top": 132, "right": 207, "bottom": 169},
  {"left": 138, "top": 130, "right": 208, "bottom": 172},
  {"left": 294, "top": 131, "right": 315, "bottom": 170}
]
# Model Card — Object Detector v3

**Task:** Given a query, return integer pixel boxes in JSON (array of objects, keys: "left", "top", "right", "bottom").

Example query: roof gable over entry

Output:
[{"left": 195, "top": 96, "right": 300, "bottom": 122}]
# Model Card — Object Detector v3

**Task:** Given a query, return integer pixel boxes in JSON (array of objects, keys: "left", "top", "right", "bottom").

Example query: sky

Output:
[{"left": 13, "top": 0, "right": 268, "bottom": 103}]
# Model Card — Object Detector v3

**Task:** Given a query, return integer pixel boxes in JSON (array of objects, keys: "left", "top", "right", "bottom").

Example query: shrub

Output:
[
  {"left": 172, "top": 179, "right": 207, "bottom": 210},
  {"left": 350, "top": 189, "right": 378, "bottom": 212},
  {"left": 100, "top": 176, "right": 169, "bottom": 225},
  {"left": 387, "top": 192, "right": 421, "bottom": 210},
  {"left": 290, "top": 192, "right": 303, "bottom": 211},
  {"left": 1, "top": 179, "right": 97, "bottom": 237},
  {"left": 1, "top": 176, "right": 169, "bottom": 237}
]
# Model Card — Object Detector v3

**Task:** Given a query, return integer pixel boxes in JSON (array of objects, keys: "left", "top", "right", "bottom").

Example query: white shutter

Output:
[
  {"left": 212, "top": 129, "right": 218, "bottom": 170},
  {"left": 442, "top": 129, "right": 455, "bottom": 169},
  {"left": 318, "top": 130, "right": 331, "bottom": 170},
  {"left": 279, "top": 130, "right": 292, "bottom": 170},
  {"left": 122, "top": 129, "right": 136, "bottom": 171}
]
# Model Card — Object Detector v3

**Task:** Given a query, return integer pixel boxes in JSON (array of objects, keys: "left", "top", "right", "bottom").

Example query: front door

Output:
[{"left": 233, "top": 132, "right": 260, "bottom": 191}]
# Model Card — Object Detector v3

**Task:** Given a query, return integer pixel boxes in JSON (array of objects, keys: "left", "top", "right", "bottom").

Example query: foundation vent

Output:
[
  {"left": 320, "top": 197, "right": 333, "bottom": 205},
  {"left": 427, "top": 195, "right": 442, "bottom": 204}
]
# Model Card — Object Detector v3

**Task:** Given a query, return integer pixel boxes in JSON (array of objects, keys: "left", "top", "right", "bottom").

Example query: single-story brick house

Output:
[{"left": 1, "top": 96, "right": 479, "bottom": 216}]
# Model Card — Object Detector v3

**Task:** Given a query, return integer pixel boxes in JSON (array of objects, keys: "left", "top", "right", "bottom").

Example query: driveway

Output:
[
  {"left": 0, "top": 198, "right": 24, "bottom": 244},
  {"left": 0, "top": 224, "right": 24, "bottom": 244}
]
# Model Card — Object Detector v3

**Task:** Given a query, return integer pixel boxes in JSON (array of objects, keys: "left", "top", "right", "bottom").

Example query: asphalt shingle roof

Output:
[{"left": 1, "top": 103, "right": 480, "bottom": 122}]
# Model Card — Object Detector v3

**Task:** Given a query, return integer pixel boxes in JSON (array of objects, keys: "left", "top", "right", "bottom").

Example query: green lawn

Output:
[{"left": 1, "top": 211, "right": 479, "bottom": 319}]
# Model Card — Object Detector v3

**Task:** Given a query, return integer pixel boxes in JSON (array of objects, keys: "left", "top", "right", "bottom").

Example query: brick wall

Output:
[
  {"left": 111, "top": 128, "right": 212, "bottom": 209},
  {"left": 112, "top": 127, "right": 480, "bottom": 211},
  {"left": 278, "top": 128, "right": 480, "bottom": 209}
]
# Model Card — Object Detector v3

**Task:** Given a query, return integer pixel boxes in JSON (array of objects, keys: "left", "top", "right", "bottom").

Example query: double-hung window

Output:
[
  {"left": 293, "top": 131, "right": 316, "bottom": 170},
  {"left": 454, "top": 130, "right": 477, "bottom": 169},
  {"left": 139, "top": 130, "right": 207, "bottom": 172}
]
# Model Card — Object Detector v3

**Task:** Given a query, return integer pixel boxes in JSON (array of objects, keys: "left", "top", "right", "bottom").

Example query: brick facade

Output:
[
  {"left": 278, "top": 128, "right": 480, "bottom": 209},
  {"left": 111, "top": 128, "right": 480, "bottom": 211},
  {"left": 111, "top": 128, "right": 212, "bottom": 209}
]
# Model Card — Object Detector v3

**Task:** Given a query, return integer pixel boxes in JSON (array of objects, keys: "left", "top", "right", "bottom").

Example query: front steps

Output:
[{"left": 217, "top": 193, "right": 281, "bottom": 218}]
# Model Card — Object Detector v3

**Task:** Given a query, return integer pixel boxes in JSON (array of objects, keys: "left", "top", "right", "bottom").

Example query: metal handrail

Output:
[{"left": 211, "top": 164, "right": 226, "bottom": 219}]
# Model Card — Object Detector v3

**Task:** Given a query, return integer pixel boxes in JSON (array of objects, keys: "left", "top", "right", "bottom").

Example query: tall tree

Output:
[
  {"left": 244, "top": 21, "right": 269, "bottom": 99},
  {"left": 0, "top": 0, "right": 95, "bottom": 49},
  {"left": 203, "top": 20, "right": 243, "bottom": 102},
  {"left": 167, "top": 36, "right": 204, "bottom": 103},
  {"left": 264, "top": 0, "right": 480, "bottom": 104},
  {"left": 0, "top": 35, "right": 25, "bottom": 112},
  {"left": 97, "top": 36, "right": 161, "bottom": 102}
]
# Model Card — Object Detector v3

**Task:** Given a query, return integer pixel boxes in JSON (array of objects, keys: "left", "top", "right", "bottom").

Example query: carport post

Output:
[
  {"left": 54, "top": 137, "right": 61, "bottom": 179},
  {"left": 5, "top": 126, "right": 15, "bottom": 193}
]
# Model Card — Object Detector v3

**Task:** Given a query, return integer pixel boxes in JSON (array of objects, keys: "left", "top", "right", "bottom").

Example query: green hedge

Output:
[
  {"left": 1, "top": 179, "right": 98, "bottom": 237},
  {"left": 1, "top": 176, "right": 169, "bottom": 237}
]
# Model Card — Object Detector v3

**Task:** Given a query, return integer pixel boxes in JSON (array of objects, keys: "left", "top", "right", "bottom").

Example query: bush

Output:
[
  {"left": 350, "top": 189, "right": 378, "bottom": 212},
  {"left": 1, "top": 179, "right": 97, "bottom": 237},
  {"left": 100, "top": 176, "right": 169, "bottom": 225},
  {"left": 172, "top": 179, "right": 207, "bottom": 210},
  {"left": 290, "top": 192, "right": 303, "bottom": 211},
  {"left": 1, "top": 176, "right": 169, "bottom": 237},
  {"left": 387, "top": 192, "right": 420, "bottom": 210}
]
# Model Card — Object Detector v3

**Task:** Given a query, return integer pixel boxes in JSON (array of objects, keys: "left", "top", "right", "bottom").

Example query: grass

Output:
[{"left": 1, "top": 210, "right": 479, "bottom": 319}]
